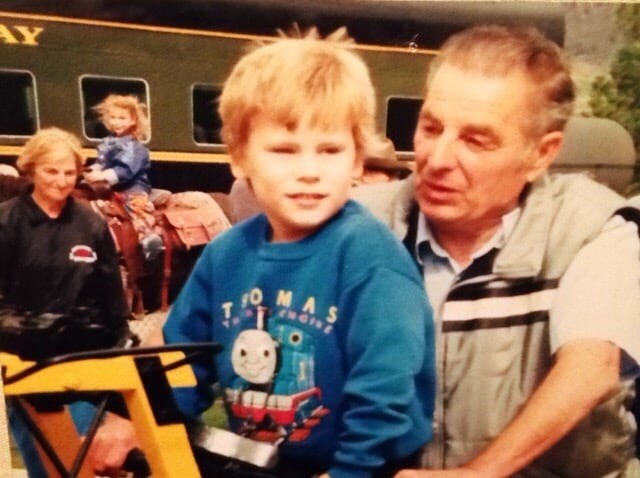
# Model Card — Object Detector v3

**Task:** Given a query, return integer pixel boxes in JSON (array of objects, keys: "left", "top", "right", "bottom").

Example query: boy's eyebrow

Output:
[{"left": 317, "top": 140, "right": 346, "bottom": 149}]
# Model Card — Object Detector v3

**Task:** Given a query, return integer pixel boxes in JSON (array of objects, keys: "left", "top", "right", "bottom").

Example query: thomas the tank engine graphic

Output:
[{"left": 225, "top": 306, "right": 328, "bottom": 442}]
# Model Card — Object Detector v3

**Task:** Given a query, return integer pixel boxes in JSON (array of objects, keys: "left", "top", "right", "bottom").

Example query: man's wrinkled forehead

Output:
[{"left": 423, "top": 64, "right": 528, "bottom": 127}]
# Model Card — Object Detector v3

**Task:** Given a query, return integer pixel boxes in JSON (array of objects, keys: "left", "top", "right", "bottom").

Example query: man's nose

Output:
[{"left": 426, "top": 134, "right": 457, "bottom": 171}]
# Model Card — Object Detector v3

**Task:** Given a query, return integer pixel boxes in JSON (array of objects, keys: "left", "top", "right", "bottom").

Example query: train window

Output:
[
  {"left": 385, "top": 97, "right": 423, "bottom": 153},
  {"left": 80, "top": 75, "right": 149, "bottom": 140},
  {"left": 192, "top": 84, "right": 223, "bottom": 145},
  {"left": 0, "top": 70, "right": 38, "bottom": 136}
]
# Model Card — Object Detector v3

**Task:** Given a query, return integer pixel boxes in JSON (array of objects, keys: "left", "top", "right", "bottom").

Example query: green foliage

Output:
[
  {"left": 203, "top": 399, "right": 229, "bottom": 429},
  {"left": 589, "top": 4, "right": 640, "bottom": 190},
  {"left": 616, "top": 3, "right": 640, "bottom": 42}
]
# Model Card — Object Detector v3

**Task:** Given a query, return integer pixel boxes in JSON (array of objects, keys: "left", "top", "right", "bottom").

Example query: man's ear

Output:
[{"left": 526, "top": 131, "right": 564, "bottom": 182}]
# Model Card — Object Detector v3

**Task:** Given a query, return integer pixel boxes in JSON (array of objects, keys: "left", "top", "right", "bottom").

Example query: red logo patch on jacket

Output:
[{"left": 69, "top": 245, "right": 97, "bottom": 263}]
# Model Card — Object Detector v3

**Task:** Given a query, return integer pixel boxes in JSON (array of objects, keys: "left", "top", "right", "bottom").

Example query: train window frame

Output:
[
  {"left": 385, "top": 96, "right": 423, "bottom": 154},
  {"left": 191, "top": 83, "right": 224, "bottom": 146},
  {"left": 79, "top": 74, "right": 151, "bottom": 143},
  {"left": 0, "top": 69, "right": 39, "bottom": 138}
]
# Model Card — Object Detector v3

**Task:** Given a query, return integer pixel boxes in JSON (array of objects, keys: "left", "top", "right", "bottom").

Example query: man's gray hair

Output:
[{"left": 428, "top": 25, "right": 575, "bottom": 136}]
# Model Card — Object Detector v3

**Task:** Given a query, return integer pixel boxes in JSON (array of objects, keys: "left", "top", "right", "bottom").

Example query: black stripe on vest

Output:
[
  {"left": 448, "top": 277, "right": 559, "bottom": 301},
  {"left": 443, "top": 310, "right": 549, "bottom": 332}
]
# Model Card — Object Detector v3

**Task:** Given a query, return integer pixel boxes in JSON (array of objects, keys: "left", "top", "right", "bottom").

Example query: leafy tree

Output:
[
  {"left": 616, "top": 3, "right": 640, "bottom": 43},
  {"left": 589, "top": 4, "right": 640, "bottom": 190}
]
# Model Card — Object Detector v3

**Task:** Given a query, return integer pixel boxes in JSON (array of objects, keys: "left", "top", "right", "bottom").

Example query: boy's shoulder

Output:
[
  {"left": 333, "top": 200, "right": 398, "bottom": 241},
  {"left": 328, "top": 200, "right": 413, "bottom": 264},
  {"left": 202, "top": 213, "right": 265, "bottom": 254}
]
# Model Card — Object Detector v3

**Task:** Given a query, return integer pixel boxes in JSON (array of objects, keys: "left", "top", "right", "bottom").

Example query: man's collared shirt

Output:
[{"left": 415, "top": 208, "right": 521, "bottom": 314}]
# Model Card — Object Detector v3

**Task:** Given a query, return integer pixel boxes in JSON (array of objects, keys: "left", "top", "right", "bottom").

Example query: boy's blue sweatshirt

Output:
[{"left": 165, "top": 200, "right": 435, "bottom": 478}]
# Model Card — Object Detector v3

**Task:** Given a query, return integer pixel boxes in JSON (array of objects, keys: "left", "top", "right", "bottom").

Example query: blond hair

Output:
[
  {"left": 94, "top": 94, "right": 150, "bottom": 141},
  {"left": 218, "top": 29, "right": 380, "bottom": 161},
  {"left": 429, "top": 25, "right": 574, "bottom": 136},
  {"left": 17, "top": 127, "right": 86, "bottom": 176}
]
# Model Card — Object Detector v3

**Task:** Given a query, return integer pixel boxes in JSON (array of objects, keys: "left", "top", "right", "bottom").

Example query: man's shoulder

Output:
[
  {"left": 544, "top": 173, "right": 625, "bottom": 223},
  {"left": 350, "top": 177, "right": 411, "bottom": 206},
  {"left": 547, "top": 173, "right": 624, "bottom": 205},
  {"left": 524, "top": 173, "right": 624, "bottom": 223},
  {"left": 499, "top": 173, "right": 628, "bottom": 277},
  {"left": 350, "top": 176, "right": 414, "bottom": 231}
]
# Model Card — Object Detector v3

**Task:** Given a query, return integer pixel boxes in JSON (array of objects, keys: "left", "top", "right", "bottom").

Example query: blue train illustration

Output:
[{"left": 225, "top": 306, "right": 328, "bottom": 442}]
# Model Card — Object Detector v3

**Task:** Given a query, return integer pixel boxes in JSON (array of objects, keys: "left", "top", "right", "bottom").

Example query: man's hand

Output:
[{"left": 85, "top": 412, "right": 140, "bottom": 477}]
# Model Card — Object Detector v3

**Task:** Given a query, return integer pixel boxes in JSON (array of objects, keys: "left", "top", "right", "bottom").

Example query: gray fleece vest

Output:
[{"left": 353, "top": 173, "right": 638, "bottom": 478}]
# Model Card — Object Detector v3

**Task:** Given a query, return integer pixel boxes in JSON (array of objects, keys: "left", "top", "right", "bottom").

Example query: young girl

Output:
[{"left": 84, "top": 94, "right": 163, "bottom": 260}]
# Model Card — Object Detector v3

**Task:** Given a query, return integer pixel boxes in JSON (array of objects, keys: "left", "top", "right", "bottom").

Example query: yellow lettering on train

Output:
[
  {"left": 0, "top": 24, "right": 44, "bottom": 46},
  {"left": 0, "top": 25, "right": 19, "bottom": 44},
  {"left": 14, "top": 26, "right": 43, "bottom": 46}
]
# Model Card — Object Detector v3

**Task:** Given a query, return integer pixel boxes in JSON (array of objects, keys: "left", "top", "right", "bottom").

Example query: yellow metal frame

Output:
[{"left": 1, "top": 344, "right": 215, "bottom": 477}]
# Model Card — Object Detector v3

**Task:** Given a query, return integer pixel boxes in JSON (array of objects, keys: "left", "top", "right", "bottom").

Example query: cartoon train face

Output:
[
  {"left": 227, "top": 318, "right": 327, "bottom": 439},
  {"left": 231, "top": 329, "right": 278, "bottom": 385}
]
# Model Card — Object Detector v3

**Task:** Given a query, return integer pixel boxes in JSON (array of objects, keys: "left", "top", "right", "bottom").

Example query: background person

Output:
[
  {"left": 84, "top": 94, "right": 163, "bottom": 260},
  {"left": 354, "top": 138, "right": 412, "bottom": 185},
  {"left": 0, "top": 164, "right": 29, "bottom": 203},
  {"left": 87, "top": 31, "right": 436, "bottom": 478},
  {"left": 0, "top": 127, "right": 131, "bottom": 477},
  {"left": 352, "top": 24, "right": 640, "bottom": 478}
]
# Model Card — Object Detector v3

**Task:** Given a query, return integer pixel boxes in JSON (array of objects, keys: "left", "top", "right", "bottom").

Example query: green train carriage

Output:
[{"left": 0, "top": 11, "right": 435, "bottom": 192}]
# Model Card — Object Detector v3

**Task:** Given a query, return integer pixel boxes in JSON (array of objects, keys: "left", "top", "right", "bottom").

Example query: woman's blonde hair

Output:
[
  {"left": 94, "top": 94, "right": 150, "bottom": 141},
  {"left": 17, "top": 127, "right": 86, "bottom": 176},
  {"left": 219, "top": 28, "right": 381, "bottom": 161}
]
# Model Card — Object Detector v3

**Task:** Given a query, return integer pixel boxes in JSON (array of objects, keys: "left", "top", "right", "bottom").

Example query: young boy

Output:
[
  {"left": 175, "top": 33, "right": 435, "bottom": 478},
  {"left": 90, "top": 34, "right": 435, "bottom": 478}
]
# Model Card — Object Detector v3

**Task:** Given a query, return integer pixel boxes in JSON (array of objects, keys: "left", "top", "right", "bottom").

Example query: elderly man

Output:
[{"left": 353, "top": 25, "right": 640, "bottom": 478}]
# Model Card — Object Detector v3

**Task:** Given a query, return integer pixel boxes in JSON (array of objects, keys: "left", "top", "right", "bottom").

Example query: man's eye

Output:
[
  {"left": 421, "top": 122, "right": 441, "bottom": 136},
  {"left": 463, "top": 136, "right": 491, "bottom": 152}
]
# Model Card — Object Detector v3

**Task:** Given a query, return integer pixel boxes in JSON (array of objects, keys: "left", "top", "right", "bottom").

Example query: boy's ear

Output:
[
  {"left": 526, "top": 131, "right": 563, "bottom": 183},
  {"left": 230, "top": 156, "right": 248, "bottom": 179},
  {"left": 352, "top": 153, "right": 365, "bottom": 178}
]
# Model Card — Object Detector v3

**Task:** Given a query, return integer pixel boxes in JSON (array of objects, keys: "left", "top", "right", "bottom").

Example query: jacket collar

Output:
[
  {"left": 21, "top": 187, "right": 75, "bottom": 225},
  {"left": 493, "top": 175, "right": 553, "bottom": 278},
  {"left": 399, "top": 174, "right": 552, "bottom": 279}
]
